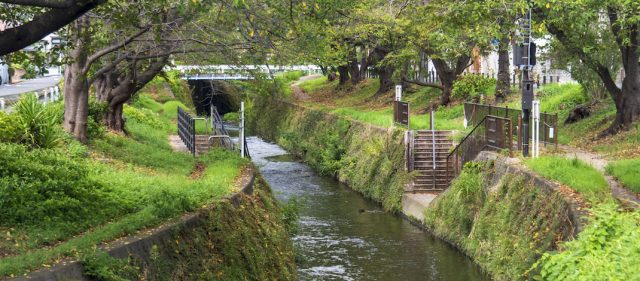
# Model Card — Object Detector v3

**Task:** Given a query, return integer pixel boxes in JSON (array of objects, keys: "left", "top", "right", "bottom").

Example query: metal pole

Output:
[
  {"left": 240, "top": 101, "right": 245, "bottom": 158},
  {"left": 0, "top": 98, "right": 4, "bottom": 110},
  {"left": 431, "top": 110, "right": 436, "bottom": 190}
]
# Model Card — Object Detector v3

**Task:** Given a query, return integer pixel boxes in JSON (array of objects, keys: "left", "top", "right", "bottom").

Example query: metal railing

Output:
[
  {"left": 464, "top": 102, "right": 558, "bottom": 149},
  {"left": 1, "top": 86, "right": 61, "bottom": 112},
  {"left": 447, "top": 115, "right": 513, "bottom": 177},
  {"left": 177, "top": 107, "right": 196, "bottom": 155}
]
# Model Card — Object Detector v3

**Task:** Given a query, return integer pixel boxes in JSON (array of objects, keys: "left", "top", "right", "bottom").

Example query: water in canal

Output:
[{"left": 248, "top": 137, "right": 489, "bottom": 281}]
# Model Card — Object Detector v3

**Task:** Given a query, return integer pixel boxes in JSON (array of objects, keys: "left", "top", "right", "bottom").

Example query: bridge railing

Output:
[{"left": 447, "top": 115, "right": 513, "bottom": 177}]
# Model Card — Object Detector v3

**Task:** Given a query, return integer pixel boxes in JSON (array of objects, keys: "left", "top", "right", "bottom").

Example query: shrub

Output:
[
  {"left": 0, "top": 143, "right": 123, "bottom": 226},
  {"left": 532, "top": 204, "right": 640, "bottom": 280},
  {"left": 12, "top": 94, "right": 64, "bottom": 148},
  {"left": 223, "top": 112, "right": 240, "bottom": 123},
  {"left": 0, "top": 111, "right": 22, "bottom": 143},
  {"left": 88, "top": 98, "right": 108, "bottom": 139},
  {"left": 123, "top": 105, "right": 165, "bottom": 130},
  {"left": 452, "top": 74, "right": 496, "bottom": 102}
]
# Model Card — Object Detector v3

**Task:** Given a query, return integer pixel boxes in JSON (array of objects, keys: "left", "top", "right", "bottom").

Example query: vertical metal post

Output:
[
  {"left": 431, "top": 111, "right": 436, "bottom": 190},
  {"left": 240, "top": 101, "right": 245, "bottom": 158},
  {"left": 0, "top": 98, "right": 4, "bottom": 110}
]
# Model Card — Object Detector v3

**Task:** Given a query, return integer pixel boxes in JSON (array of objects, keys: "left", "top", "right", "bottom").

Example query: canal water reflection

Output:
[{"left": 248, "top": 137, "right": 489, "bottom": 281}]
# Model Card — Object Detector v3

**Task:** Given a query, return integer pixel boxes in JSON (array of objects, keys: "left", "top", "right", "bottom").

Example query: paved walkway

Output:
[{"left": 0, "top": 76, "right": 61, "bottom": 98}]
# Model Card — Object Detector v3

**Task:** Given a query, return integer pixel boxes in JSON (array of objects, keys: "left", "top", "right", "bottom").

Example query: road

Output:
[{"left": 0, "top": 75, "right": 61, "bottom": 99}]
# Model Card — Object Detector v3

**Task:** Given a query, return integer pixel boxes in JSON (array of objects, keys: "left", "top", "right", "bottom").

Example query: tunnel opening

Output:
[{"left": 188, "top": 80, "right": 240, "bottom": 117}]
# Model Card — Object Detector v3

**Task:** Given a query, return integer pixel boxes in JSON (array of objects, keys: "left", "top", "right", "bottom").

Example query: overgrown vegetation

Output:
[
  {"left": 452, "top": 74, "right": 496, "bottom": 102},
  {"left": 424, "top": 161, "right": 574, "bottom": 280},
  {"left": 0, "top": 82, "right": 247, "bottom": 277},
  {"left": 606, "top": 159, "right": 640, "bottom": 193},
  {"left": 79, "top": 179, "right": 297, "bottom": 281},
  {"left": 525, "top": 156, "right": 609, "bottom": 201},
  {"left": 250, "top": 97, "right": 410, "bottom": 212},
  {"left": 532, "top": 204, "right": 640, "bottom": 281}
]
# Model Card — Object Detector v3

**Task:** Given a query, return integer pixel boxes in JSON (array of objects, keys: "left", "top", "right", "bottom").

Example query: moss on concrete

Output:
[
  {"left": 83, "top": 177, "right": 297, "bottom": 281},
  {"left": 250, "top": 98, "right": 410, "bottom": 212}
]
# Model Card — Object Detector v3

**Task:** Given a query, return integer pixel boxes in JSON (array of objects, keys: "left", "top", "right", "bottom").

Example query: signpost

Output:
[
  {"left": 514, "top": 9, "right": 536, "bottom": 157},
  {"left": 393, "top": 84, "right": 410, "bottom": 127}
]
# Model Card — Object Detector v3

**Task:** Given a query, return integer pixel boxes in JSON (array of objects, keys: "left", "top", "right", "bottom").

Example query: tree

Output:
[
  {"left": 534, "top": 0, "right": 640, "bottom": 135},
  {"left": 0, "top": 0, "right": 104, "bottom": 56}
]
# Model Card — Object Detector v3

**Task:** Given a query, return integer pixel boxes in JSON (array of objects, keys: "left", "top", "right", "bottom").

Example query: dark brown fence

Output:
[
  {"left": 177, "top": 107, "right": 196, "bottom": 155},
  {"left": 464, "top": 102, "right": 558, "bottom": 149},
  {"left": 447, "top": 115, "right": 512, "bottom": 176}
]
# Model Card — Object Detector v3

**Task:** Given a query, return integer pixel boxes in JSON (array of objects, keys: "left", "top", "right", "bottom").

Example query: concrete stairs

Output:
[
  {"left": 412, "top": 130, "right": 455, "bottom": 192},
  {"left": 195, "top": 135, "right": 213, "bottom": 156}
]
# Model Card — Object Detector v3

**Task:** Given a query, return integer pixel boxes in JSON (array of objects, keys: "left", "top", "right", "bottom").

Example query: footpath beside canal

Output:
[{"left": 251, "top": 97, "right": 585, "bottom": 280}]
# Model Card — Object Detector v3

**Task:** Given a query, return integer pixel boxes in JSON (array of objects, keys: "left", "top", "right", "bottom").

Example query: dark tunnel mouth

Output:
[{"left": 188, "top": 80, "right": 238, "bottom": 116}]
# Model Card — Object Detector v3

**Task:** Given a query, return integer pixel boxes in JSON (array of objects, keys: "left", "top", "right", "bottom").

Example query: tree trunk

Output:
[
  {"left": 97, "top": 56, "right": 169, "bottom": 132},
  {"left": 337, "top": 65, "right": 349, "bottom": 86},
  {"left": 438, "top": 72, "right": 455, "bottom": 105},
  {"left": 605, "top": 58, "right": 640, "bottom": 134},
  {"left": 348, "top": 59, "right": 361, "bottom": 85},
  {"left": 431, "top": 56, "right": 469, "bottom": 106},
  {"left": 495, "top": 35, "right": 511, "bottom": 104},
  {"left": 63, "top": 17, "right": 90, "bottom": 142},
  {"left": 376, "top": 65, "right": 395, "bottom": 95}
]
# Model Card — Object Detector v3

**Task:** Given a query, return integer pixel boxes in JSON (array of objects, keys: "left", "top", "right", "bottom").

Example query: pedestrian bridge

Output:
[{"left": 174, "top": 65, "right": 322, "bottom": 80}]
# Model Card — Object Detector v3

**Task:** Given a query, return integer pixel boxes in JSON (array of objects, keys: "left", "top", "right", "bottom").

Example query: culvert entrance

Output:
[{"left": 188, "top": 80, "right": 240, "bottom": 117}]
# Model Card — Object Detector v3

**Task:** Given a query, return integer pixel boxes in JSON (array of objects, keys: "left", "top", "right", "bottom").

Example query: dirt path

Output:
[
  {"left": 556, "top": 144, "right": 640, "bottom": 209},
  {"left": 291, "top": 74, "right": 321, "bottom": 101}
]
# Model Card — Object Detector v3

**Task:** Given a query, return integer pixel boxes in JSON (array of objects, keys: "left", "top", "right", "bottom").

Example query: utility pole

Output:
[{"left": 514, "top": 9, "right": 536, "bottom": 157}]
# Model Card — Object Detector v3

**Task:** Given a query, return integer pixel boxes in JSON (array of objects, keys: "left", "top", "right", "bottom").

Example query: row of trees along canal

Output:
[
  {"left": 0, "top": 0, "right": 299, "bottom": 142},
  {"left": 0, "top": 0, "right": 639, "bottom": 140}
]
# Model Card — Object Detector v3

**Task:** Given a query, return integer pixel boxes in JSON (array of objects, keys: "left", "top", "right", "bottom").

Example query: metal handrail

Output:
[{"left": 447, "top": 115, "right": 513, "bottom": 176}]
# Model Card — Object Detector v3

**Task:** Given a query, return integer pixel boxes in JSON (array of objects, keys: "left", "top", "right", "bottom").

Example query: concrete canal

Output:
[{"left": 248, "top": 136, "right": 489, "bottom": 281}]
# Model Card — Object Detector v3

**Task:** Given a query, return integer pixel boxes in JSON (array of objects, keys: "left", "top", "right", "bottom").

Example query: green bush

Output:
[
  {"left": 0, "top": 111, "right": 22, "bottom": 143},
  {"left": 533, "top": 204, "right": 640, "bottom": 280},
  {"left": 12, "top": 94, "right": 64, "bottom": 148},
  {"left": 452, "top": 74, "right": 496, "bottom": 102},
  {"left": 123, "top": 105, "right": 165, "bottom": 130},
  {"left": 0, "top": 143, "right": 125, "bottom": 226},
  {"left": 223, "top": 112, "right": 240, "bottom": 123},
  {"left": 88, "top": 98, "right": 108, "bottom": 139}
]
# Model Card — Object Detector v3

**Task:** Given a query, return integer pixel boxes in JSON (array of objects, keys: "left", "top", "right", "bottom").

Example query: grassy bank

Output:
[
  {"left": 250, "top": 98, "right": 410, "bottom": 212},
  {"left": 82, "top": 177, "right": 298, "bottom": 281},
  {"left": 424, "top": 160, "right": 575, "bottom": 280},
  {"left": 0, "top": 80, "right": 256, "bottom": 277}
]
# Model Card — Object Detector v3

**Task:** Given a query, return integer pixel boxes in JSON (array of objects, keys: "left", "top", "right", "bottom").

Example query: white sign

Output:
[
  {"left": 549, "top": 127, "right": 554, "bottom": 139},
  {"left": 395, "top": 85, "right": 402, "bottom": 101},
  {"left": 0, "top": 98, "right": 5, "bottom": 110}
]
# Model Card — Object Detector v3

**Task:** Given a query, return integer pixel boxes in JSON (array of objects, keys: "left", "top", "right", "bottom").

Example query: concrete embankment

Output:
[
  {"left": 250, "top": 98, "right": 410, "bottom": 212},
  {"left": 11, "top": 168, "right": 297, "bottom": 281}
]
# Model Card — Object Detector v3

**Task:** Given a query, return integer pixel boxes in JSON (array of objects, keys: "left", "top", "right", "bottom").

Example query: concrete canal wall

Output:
[
  {"left": 252, "top": 98, "right": 585, "bottom": 281},
  {"left": 11, "top": 168, "right": 297, "bottom": 281},
  {"left": 250, "top": 98, "right": 411, "bottom": 212}
]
